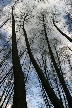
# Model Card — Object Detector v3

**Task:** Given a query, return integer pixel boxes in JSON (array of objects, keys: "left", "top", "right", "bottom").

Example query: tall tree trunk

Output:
[
  {"left": 12, "top": 7, "right": 27, "bottom": 108},
  {"left": 23, "top": 20, "right": 64, "bottom": 108},
  {"left": 42, "top": 15, "right": 72, "bottom": 108}
]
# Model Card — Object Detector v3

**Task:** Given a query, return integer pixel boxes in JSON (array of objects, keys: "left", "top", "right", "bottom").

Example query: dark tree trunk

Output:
[
  {"left": 12, "top": 7, "right": 27, "bottom": 108},
  {"left": 23, "top": 20, "right": 64, "bottom": 108},
  {"left": 42, "top": 15, "right": 72, "bottom": 108}
]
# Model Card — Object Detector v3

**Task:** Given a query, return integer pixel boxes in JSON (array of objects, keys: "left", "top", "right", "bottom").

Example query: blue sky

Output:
[{"left": 0, "top": 0, "right": 11, "bottom": 8}]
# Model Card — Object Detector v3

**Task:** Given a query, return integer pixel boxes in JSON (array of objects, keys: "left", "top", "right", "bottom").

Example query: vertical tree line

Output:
[
  {"left": 12, "top": 6, "right": 72, "bottom": 108},
  {"left": 42, "top": 14, "right": 72, "bottom": 108}
]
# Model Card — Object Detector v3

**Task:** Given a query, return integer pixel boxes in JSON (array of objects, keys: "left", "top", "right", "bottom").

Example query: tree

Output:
[
  {"left": 42, "top": 13, "right": 72, "bottom": 108},
  {"left": 23, "top": 10, "right": 65, "bottom": 108},
  {"left": 12, "top": 7, "right": 27, "bottom": 108}
]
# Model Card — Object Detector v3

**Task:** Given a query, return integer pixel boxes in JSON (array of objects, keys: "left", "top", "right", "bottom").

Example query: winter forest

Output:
[{"left": 0, "top": 0, "right": 72, "bottom": 108}]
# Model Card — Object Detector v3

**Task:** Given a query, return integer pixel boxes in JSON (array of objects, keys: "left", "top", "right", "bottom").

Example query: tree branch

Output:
[{"left": 52, "top": 19, "right": 72, "bottom": 42}]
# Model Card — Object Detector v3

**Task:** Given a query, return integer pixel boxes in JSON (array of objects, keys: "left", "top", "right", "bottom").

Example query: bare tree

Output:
[{"left": 12, "top": 7, "right": 27, "bottom": 108}]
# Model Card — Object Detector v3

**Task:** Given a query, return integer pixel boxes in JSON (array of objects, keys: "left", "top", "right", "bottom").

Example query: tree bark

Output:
[{"left": 12, "top": 7, "right": 27, "bottom": 108}]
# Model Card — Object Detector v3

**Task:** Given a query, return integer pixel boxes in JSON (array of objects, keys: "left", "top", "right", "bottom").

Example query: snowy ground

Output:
[{"left": 0, "top": 0, "right": 72, "bottom": 108}]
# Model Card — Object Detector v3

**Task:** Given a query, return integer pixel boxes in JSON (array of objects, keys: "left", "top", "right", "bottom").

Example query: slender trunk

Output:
[
  {"left": 12, "top": 7, "right": 27, "bottom": 108},
  {"left": 23, "top": 20, "right": 64, "bottom": 108},
  {"left": 43, "top": 15, "right": 72, "bottom": 108}
]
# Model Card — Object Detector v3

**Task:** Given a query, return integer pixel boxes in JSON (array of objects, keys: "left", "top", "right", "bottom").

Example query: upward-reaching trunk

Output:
[
  {"left": 23, "top": 20, "right": 64, "bottom": 108},
  {"left": 12, "top": 7, "right": 27, "bottom": 108},
  {"left": 42, "top": 15, "right": 72, "bottom": 108}
]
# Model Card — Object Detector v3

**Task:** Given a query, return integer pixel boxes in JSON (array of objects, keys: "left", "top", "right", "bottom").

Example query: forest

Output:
[{"left": 0, "top": 0, "right": 72, "bottom": 108}]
